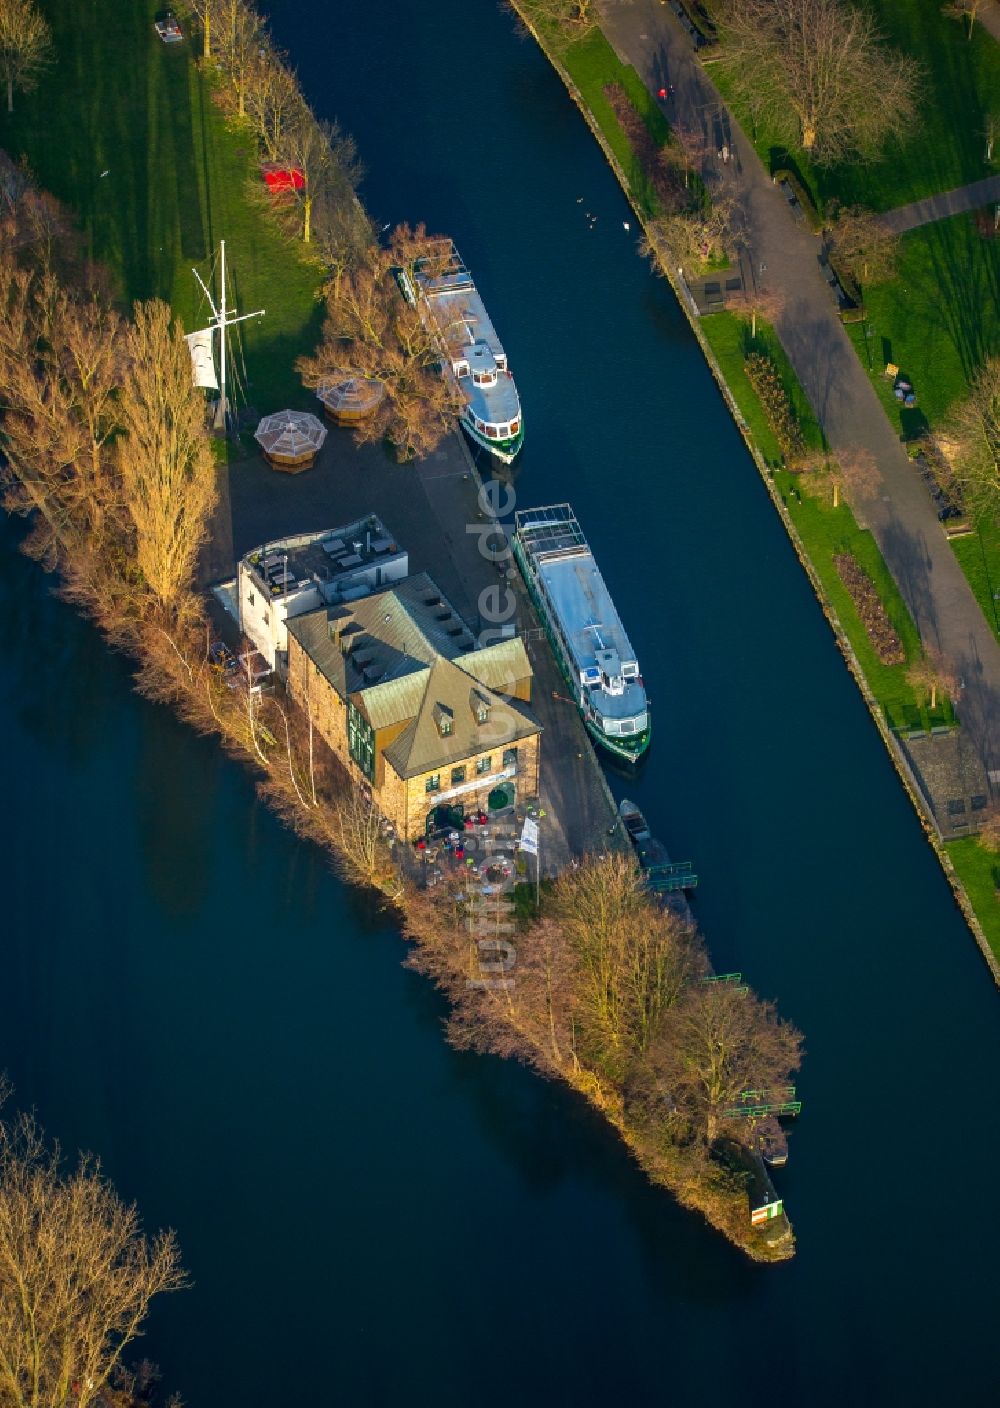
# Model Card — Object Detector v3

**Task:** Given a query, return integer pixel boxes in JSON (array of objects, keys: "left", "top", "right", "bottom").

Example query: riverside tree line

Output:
[{"left": 0, "top": 5, "right": 991, "bottom": 1395}]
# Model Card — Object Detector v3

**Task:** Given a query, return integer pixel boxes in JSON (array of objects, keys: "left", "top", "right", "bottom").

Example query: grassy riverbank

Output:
[
  {"left": 1, "top": 0, "right": 323, "bottom": 409},
  {"left": 709, "top": 0, "right": 1000, "bottom": 214},
  {"left": 947, "top": 839, "right": 1000, "bottom": 956},
  {"left": 537, "top": 25, "right": 670, "bottom": 218},
  {"left": 700, "top": 313, "right": 952, "bottom": 733}
]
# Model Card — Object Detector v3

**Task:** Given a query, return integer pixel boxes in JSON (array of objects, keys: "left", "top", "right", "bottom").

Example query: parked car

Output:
[{"left": 154, "top": 10, "right": 183, "bottom": 43}]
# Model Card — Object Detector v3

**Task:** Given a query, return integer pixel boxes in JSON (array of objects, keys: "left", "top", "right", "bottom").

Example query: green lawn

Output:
[
  {"left": 839, "top": 214, "right": 1000, "bottom": 642},
  {"left": 709, "top": 0, "right": 1000, "bottom": 214},
  {"left": 701, "top": 311, "right": 955, "bottom": 731},
  {"left": 2, "top": 0, "right": 324, "bottom": 410},
  {"left": 946, "top": 838, "right": 1000, "bottom": 959},
  {"left": 701, "top": 311, "right": 824, "bottom": 464},
  {"left": 951, "top": 522, "right": 1000, "bottom": 640},
  {"left": 557, "top": 27, "right": 671, "bottom": 217}
]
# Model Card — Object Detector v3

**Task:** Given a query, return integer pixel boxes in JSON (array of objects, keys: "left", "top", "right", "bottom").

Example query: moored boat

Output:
[
  {"left": 396, "top": 239, "right": 523, "bottom": 465},
  {"left": 756, "top": 1116, "right": 789, "bottom": 1169},
  {"left": 619, "top": 798, "right": 698, "bottom": 894},
  {"left": 514, "top": 504, "right": 650, "bottom": 763}
]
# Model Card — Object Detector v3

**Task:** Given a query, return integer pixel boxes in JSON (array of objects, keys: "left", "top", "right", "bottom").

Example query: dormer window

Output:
[
  {"left": 433, "top": 702, "right": 454, "bottom": 737},
  {"left": 470, "top": 688, "right": 491, "bottom": 725}
]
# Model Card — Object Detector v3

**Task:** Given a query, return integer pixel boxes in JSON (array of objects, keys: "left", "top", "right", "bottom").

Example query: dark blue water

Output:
[{"left": 1, "top": 0, "right": 998, "bottom": 1402}]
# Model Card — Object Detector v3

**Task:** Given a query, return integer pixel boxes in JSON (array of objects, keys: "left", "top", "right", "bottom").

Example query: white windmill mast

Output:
[{"left": 191, "top": 239, "right": 265, "bottom": 433}]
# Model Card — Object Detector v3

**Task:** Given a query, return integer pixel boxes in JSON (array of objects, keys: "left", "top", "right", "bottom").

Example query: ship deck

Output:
[{"left": 515, "top": 506, "right": 644, "bottom": 722}]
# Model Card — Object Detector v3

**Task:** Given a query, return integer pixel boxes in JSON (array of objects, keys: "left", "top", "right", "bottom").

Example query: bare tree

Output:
[
  {"left": 116, "top": 300, "right": 218, "bottom": 615},
  {"left": 0, "top": 0, "right": 51, "bottom": 113},
  {"left": 944, "top": 356, "right": 1000, "bottom": 523},
  {"left": 550, "top": 853, "right": 706, "bottom": 1077},
  {"left": 943, "top": 0, "right": 984, "bottom": 38},
  {"left": 801, "top": 450, "right": 880, "bottom": 509},
  {"left": 907, "top": 646, "right": 960, "bottom": 712},
  {"left": 243, "top": 44, "right": 300, "bottom": 162},
  {"left": 297, "top": 224, "right": 466, "bottom": 460},
  {"left": 219, "top": 0, "right": 263, "bottom": 120},
  {"left": 666, "top": 124, "right": 712, "bottom": 190},
  {"left": 826, "top": 204, "right": 900, "bottom": 285},
  {"left": 715, "top": 0, "right": 921, "bottom": 165},
  {"left": 0, "top": 1109, "right": 187, "bottom": 1408},
  {"left": 188, "top": 0, "right": 216, "bottom": 60},
  {"left": 641, "top": 191, "right": 737, "bottom": 272},
  {"left": 511, "top": 0, "right": 595, "bottom": 43},
  {"left": 647, "top": 980, "right": 803, "bottom": 1147},
  {"left": 322, "top": 783, "right": 401, "bottom": 895},
  {"left": 728, "top": 282, "right": 786, "bottom": 339},
  {"left": 281, "top": 100, "right": 361, "bottom": 246},
  {"left": 0, "top": 253, "right": 124, "bottom": 574}
]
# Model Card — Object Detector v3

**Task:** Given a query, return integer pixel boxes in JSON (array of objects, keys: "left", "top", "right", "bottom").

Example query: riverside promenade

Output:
[{"left": 597, "top": 0, "right": 1000, "bottom": 782}]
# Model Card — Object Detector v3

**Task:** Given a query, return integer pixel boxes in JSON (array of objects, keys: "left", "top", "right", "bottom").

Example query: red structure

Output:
[{"left": 261, "top": 164, "right": 305, "bottom": 195}]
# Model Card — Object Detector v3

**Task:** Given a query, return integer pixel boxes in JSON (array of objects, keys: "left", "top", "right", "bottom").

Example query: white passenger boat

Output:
[
  {"left": 513, "top": 504, "right": 650, "bottom": 763},
  {"left": 396, "top": 240, "right": 523, "bottom": 465}
]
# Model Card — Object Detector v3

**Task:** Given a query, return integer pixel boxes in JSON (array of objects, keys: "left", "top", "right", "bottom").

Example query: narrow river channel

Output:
[{"left": 1, "top": 0, "right": 998, "bottom": 1403}]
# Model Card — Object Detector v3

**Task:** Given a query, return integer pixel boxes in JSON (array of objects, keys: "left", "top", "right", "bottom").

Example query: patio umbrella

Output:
[
  {"left": 316, "top": 374, "right": 386, "bottom": 424},
  {"left": 254, "top": 409, "right": 328, "bottom": 473}
]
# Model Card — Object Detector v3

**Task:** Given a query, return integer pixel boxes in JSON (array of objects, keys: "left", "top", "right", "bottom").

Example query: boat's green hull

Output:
[{"left": 462, "top": 417, "right": 524, "bottom": 465}]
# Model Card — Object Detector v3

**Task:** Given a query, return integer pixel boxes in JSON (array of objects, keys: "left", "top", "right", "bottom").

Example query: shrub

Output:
[
  {"left": 833, "top": 553, "right": 905, "bottom": 664},
  {"left": 745, "top": 352, "right": 806, "bottom": 463}
]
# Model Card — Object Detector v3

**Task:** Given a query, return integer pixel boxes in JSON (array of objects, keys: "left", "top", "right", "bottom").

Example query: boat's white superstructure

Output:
[{"left": 398, "top": 241, "right": 523, "bottom": 464}]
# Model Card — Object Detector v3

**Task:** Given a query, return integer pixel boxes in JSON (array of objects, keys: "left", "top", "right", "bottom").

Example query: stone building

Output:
[{"left": 286, "top": 573, "right": 541, "bottom": 839}]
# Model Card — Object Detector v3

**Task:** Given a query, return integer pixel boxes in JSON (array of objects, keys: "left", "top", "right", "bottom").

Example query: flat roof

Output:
[{"left": 242, "top": 515, "right": 402, "bottom": 595}]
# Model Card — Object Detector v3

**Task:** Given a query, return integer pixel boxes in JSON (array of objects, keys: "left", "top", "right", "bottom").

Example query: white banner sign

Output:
[
  {"left": 519, "top": 817, "right": 539, "bottom": 856},
  {"left": 430, "top": 765, "right": 515, "bottom": 806},
  {"left": 186, "top": 327, "right": 218, "bottom": 390}
]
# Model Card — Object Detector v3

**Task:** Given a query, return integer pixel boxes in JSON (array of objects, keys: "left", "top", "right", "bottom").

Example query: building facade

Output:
[
  {"left": 286, "top": 573, "right": 541, "bottom": 840},
  {"left": 238, "top": 515, "right": 408, "bottom": 670}
]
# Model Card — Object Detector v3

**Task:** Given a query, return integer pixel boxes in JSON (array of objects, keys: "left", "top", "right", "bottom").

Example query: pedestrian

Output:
[{"left": 658, "top": 86, "right": 667, "bottom": 100}]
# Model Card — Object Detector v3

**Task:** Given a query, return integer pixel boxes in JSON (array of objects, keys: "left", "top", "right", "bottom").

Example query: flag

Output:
[
  {"left": 519, "top": 817, "right": 539, "bottom": 856},
  {"left": 185, "top": 327, "right": 218, "bottom": 390},
  {"left": 750, "top": 1199, "right": 783, "bottom": 1226}
]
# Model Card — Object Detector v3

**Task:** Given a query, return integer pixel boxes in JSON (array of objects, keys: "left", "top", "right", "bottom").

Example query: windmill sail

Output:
[{"left": 185, "top": 327, "right": 218, "bottom": 390}]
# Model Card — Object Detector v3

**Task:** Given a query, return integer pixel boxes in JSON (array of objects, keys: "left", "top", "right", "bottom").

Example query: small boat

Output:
[
  {"left": 756, "top": 1116, "right": 789, "bottom": 1169},
  {"left": 619, "top": 798, "right": 651, "bottom": 843},
  {"left": 154, "top": 10, "right": 183, "bottom": 42},
  {"left": 619, "top": 798, "right": 698, "bottom": 894}
]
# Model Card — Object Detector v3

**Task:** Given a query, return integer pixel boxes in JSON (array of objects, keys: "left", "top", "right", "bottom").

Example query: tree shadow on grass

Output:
[{"left": 914, "top": 215, "right": 1000, "bottom": 393}]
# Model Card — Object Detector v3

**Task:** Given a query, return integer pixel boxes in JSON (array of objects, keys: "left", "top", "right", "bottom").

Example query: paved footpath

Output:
[
  {"left": 597, "top": 0, "right": 1000, "bottom": 778},
  {"left": 881, "top": 175, "right": 1000, "bottom": 234},
  {"left": 977, "top": 1, "right": 1000, "bottom": 46}
]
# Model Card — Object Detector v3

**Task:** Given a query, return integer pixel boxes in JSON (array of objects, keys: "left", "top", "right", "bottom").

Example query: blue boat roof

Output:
[
  {"left": 416, "top": 241, "right": 521, "bottom": 426},
  {"left": 515, "top": 505, "right": 645, "bottom": 722}
]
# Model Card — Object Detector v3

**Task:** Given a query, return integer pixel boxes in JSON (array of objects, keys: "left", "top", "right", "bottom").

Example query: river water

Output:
[{"left": 1, "top": 0, "right": 998, "bottom": 1403}]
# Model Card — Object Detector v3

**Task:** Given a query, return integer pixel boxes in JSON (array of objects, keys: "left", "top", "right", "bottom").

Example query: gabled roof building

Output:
[{"left": 286, "top": 573, "right": 540, "bottom": 839}]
